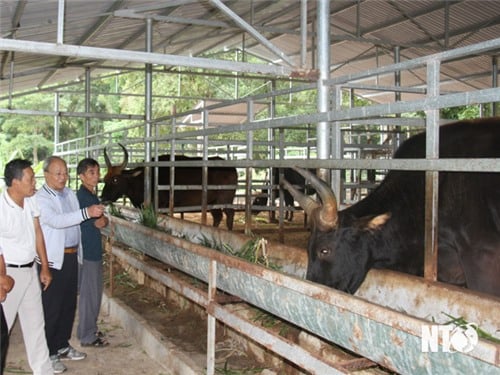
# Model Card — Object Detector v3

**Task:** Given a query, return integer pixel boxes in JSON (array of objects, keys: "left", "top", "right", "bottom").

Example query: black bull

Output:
[
  {"left": 101, "top": 145, "right": 238, "bottom": 230},
  {"left": 282, "top": 118, "right": 500, "bottom": 297}
]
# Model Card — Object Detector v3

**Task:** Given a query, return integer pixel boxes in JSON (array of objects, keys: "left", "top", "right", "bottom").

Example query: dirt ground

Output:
[
  {"left": 4, "top": 297, "right": 171, "bottom": 375},
  {"left": 4, "top": 210, "right": 313, "bottom": 375}
]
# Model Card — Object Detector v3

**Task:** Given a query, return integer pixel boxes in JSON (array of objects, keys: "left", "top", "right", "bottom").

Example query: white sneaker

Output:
[
  {"left": 50, "top": 355, "right": 67, "bottom": 374},
  {"left": 57, "top": 345, "right": 87, "bottom": 361}
]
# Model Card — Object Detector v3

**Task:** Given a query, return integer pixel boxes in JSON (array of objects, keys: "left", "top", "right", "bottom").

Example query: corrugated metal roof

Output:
[{"left": 1, "top": 0, "right": 499, "bottom": 103}]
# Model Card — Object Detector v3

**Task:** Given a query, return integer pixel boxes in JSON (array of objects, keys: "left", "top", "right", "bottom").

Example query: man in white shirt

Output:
[{"left": 0, "top": 159, "right": 53, "bottom": 375}]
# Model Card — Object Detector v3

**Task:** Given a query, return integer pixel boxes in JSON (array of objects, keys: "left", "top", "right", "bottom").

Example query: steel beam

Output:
[{"left": 0, "top": 38, "right": 292, "bottom": 76}]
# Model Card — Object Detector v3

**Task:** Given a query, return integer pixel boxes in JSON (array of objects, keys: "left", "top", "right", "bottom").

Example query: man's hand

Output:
[
  {"left": 87, "top": 204, "right": 105, "bottom": 218},
  {"left": 94, "top": 215, "right": 109, "bottom": 229},
  {"left": 39, "top": 267, "right": 52, "bottom": 291},
  {"left": 0, "top": 275, "right": 14, "bottom": 302}
]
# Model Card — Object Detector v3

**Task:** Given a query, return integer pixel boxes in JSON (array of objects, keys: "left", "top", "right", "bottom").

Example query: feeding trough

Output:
[{"left": 104, "top": 207, "right": 499, "bottom": 374}]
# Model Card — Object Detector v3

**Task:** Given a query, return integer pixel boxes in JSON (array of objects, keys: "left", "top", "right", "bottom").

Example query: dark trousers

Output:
[
  {"left": 39, "top": 253, "right": 78, "bottom": 356},
  {"left": 0, "top": 304, "right": 8, "bottom": 375}
]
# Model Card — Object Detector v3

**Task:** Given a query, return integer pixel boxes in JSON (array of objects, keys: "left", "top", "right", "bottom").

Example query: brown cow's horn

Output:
[
  {"left": 289, "top": 167, "right": 338, "bottom": 230},
  {"left": 104, "top": 143, "right": 129, "bottom": 172}
]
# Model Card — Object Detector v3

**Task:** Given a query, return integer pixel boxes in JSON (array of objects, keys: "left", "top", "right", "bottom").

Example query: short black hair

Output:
[
  {"left": 77, "top": 158, "right": 100, "bottom": 175},
  {"left": 4, "top": 159, "right": 32, "bottom": 187}
]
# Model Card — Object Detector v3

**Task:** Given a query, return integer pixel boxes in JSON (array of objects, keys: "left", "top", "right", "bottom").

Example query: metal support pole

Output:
[
  {"left": 8, "top": 59, "right": 14, "bottom": 108},
  {"left": 394, "top": 46, "right": 402, "bottom": 145},
  {"left": 206, "top": 260, "right": 217, "bottom": 374},
  {"left": 144, "top": 17, "right": 153, "bottom": 207},
  {"left": 424, "top": 59, "right": 440, "bottom": 282},
  {"left": 316, "top": 0, "right": 330, "bottom": 182},
  {"left": 492, "top": 56, "right": 498, "bottom": 117},
  {"left": 57, "top": 0, "right": 65, "bottom": 44},
  {"left": 53, "top": 92, "right": 60, "bottom": 151},
  {"left": 300, "top": 0, "right": 308, "bottom": 68},
  {"left": 201, "top": 109, "right": 209, "bottom": 226},
  {"left": 85, "top": 67, "right": 91, "bottom": 155},
  {"left": 331, "top": 85, "right": 343, "bottom": 200},
  {"left": 245, "top": 100, "right": 254, "bottom": 236}
]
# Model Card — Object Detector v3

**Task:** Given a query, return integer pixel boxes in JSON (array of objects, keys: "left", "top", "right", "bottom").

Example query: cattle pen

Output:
[
  {"left": 101, "top": 206, "right": 499, "bottom": 374},
  {"left": 1, "top": 1, "right": 500, "bottom": 374}
]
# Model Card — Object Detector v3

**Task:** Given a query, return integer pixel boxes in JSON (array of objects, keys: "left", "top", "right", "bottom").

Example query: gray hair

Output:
[{"left": 43, "top": 156, "right": 66, "bottom": 172}]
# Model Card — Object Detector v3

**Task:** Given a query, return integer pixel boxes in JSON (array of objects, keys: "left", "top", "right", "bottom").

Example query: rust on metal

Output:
[{"left": 290, "top": 68, "right": 319, "bottom": 80}]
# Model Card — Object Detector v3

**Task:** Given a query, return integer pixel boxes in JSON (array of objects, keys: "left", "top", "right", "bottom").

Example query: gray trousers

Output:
[{"left": 77, "top": 260, "right": 103, "bottom": 345}]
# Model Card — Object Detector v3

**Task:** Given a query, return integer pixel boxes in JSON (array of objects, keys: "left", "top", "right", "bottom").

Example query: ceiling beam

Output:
[{"left": 0, "top": 38, "right": 292, "bottom": 76}]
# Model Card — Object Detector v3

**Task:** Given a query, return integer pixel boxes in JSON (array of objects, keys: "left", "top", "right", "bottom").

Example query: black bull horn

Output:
[
  {"left": 280, "top": 167, "right": 338, "bottom": 231},
  {"left": 103, "top": 143, "right": 129, "bottom": 172}
]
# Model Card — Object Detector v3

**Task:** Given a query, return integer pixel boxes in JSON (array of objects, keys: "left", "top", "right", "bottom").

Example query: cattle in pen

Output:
[
  {"left": 282, "top": 118, "right": 500, "bottom": 297},
  {"left": 101, "top": 144, "right": 238, "bottom": 230},
  {"left": 252, "top": 168, "right": 315, "bottom": 221}
]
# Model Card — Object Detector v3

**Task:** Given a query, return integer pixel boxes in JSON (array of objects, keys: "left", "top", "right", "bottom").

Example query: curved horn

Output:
[
  {"left": 103, "top": 145, "right": 112, "bottom": 169},
  {"left": 281, "top": 178, "right": 320, "bottom": 217},
  {"left": 286, "top": 167, "right": 338, "bottom": 230},
  {"left": 103, "top": 143, "right": 129, "bottom": 172}
]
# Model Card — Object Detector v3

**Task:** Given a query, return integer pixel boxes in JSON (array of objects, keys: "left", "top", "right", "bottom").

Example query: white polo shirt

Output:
[{"left": 0, "top": 190, "right": 39, "bottom": 265}]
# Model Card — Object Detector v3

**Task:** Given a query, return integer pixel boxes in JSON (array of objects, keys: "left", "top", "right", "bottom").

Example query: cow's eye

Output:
[{"left": 318, "top": 248, "right": 330, "bottom": 259}]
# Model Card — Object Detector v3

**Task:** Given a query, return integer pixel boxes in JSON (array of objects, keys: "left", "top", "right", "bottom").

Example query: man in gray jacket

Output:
[{"left": 36, "top": 156, "right": 104, "bottom": 374}]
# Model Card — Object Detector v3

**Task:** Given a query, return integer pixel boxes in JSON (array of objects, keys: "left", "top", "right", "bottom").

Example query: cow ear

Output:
[{"left": 366, "top": 213, "right": 391, "bottom": 230}]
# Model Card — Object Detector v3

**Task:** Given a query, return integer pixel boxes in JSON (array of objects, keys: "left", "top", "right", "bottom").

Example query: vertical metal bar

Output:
[
  {"left": 394, "top": 46, "right": 401, "bottom": 102},
  {"left": 153, "top": 112, "right": 159, "bottom": 211},
  {"left": 268, "top": 79, "right": 282, "bottom": 222},
  {"left": 278, "top": 128, "right": 285, "bottom": 242},
  {"left": 53, "top": 92, "right": 60, "bottom": 151},
  {"left": 356, "top": 0, "right": 361, "bottom": 37},
  {"left": 8, "top": 59, "right": 14, "bottom": 108},
  {"left": 492, "top": 56, "right": 498, "bottom": 117},
  {"left": 234, "top": 49, "right": 240, "bottom": 98},
  {"left": 201, "top": 109, "right": 209, "bottom": 226},
  {"left": 300, "top": 0, "right": 308, "bottom": 68},
  {"left": 206, "top": 259, "right": 217, "bottom": 375},
  {"left": 108, "top": 223, "right": 115, "bottom": 297},
  {"left": 424, "top": 59, "right": 440, "bottom": 282},
  {"left": 85, "top": 67, "right": 91, "bottom": 155},
  {"left": 144, "top": 17, "right": 153, "bottom": 207},
  {"left": 394, "top": 46, "right": 402, "bottom": 145},
  {"left": 169, "top": 123, "right": 176, "bottom": 218},
  {"left": 316, "top": 0, "right": 330, "bottom": 182},
  {"left": 331, "top": 85, "right": 342, "bottom": 200},
  {"left": 57, "top": 0, "right": 65, "bottom": 44},
  {"left": 245, "top": 100, "right": 254, "bottom": 236}
]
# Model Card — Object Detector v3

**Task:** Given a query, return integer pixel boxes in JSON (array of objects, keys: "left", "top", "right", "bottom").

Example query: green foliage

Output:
[
  {"left": 442, "top": 313, "right": 500, "bottom": 343},
  {"left": 200, "top": 235, "right": 280, "bottom": 270},
  {"left": 107, "top": 203, "right": 124, "bottom": 219},
  {"left": 139, "top": 204, "right": 158, "bottom": 228}
]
